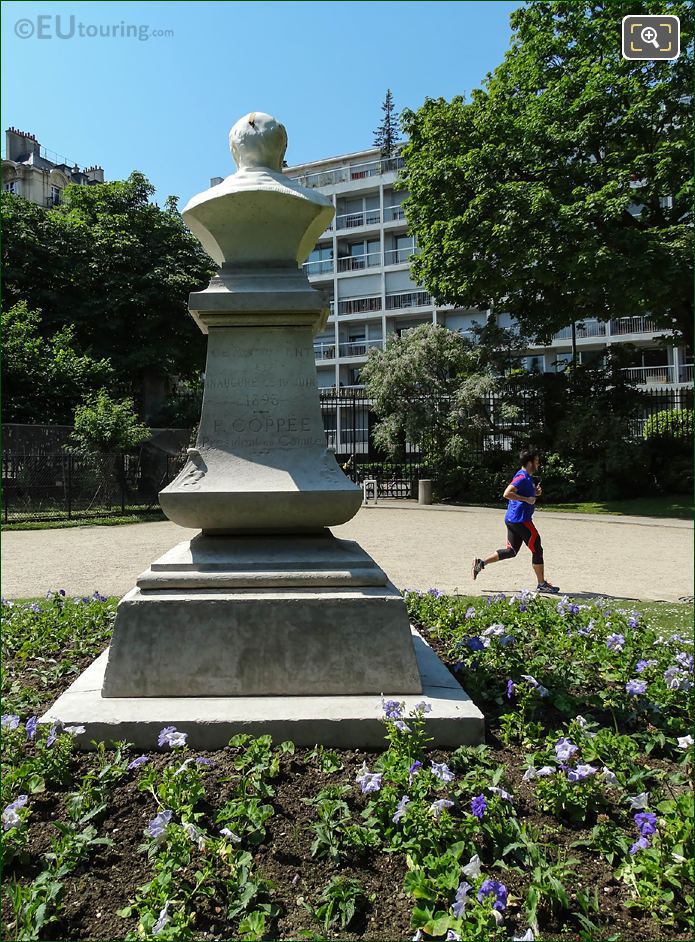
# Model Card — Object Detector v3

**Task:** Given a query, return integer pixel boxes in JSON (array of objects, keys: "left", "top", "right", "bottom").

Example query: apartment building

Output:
[
  {"left": 2, "top": 127, "right": 104, "bottom": 207},
  {"left": 283, "top": 147, "right": 692, "bottom": 397}
]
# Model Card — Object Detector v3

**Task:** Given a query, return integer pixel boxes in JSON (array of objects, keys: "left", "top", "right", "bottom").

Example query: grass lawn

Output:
[
  {"left": 1, "top": 590, "right": 692, "bottom": 941},
  {"left": 2, "top": 509, "right": 167, "bottom": 531},
  {"left": 537, "top": 495, "right": 692, "bottom": 520}
]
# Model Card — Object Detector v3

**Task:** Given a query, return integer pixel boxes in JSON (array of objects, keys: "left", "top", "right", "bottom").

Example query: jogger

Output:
[{"left": 472, "top": 449, "right": 559, "bottom": 593}]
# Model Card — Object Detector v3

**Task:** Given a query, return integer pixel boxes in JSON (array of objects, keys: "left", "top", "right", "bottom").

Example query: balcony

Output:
[
  {"left": 385, "top": 290, "right": 432, "bottom": 311},
  {"left": 551, "top": 316, "right": 660, "bottom": 344},
  {"left": 337, "top": 295, "right": 382, "bottom": 317},
  {"left": 383, "top": 204, "right": 406, "bottom": 223},
  {"left": 680, "top": 364, "right": 693, "bottom": 383},
  {"left": 623, "top": 365, "right": 675, "bottom": 385},
  {"left": 335, "top": 208, "right": 381, "bottom": 230},
  {"left": 303, "top": 258, "right": 334, "bottom": 277},
  {"left": 337, "top": 251, "right": 381, "bottom": 273},
  {"left": 338, "top": 338, "right": 384, "bottom": 358},
  {"left": 384, "top": 246, "right": 418, "bottom": 265},
  {"left": 287, "top": 156, "right": 404, "bottom": 189},
  {"left": 313, "top": 341, "right": 336, "bottom": 360}
]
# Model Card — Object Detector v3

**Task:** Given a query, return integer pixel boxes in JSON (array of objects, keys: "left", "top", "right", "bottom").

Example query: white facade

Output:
[
  {"left": 2, "top": 128, "right": 104, "bottom": 208},
  {"left": 283, "top": 147, "right": 692, "bottom": 393}
]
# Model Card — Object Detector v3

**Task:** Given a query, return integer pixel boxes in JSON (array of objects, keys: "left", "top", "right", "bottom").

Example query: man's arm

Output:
[{"left": 503, "top": 483, "right": 536, "bottom": 504}]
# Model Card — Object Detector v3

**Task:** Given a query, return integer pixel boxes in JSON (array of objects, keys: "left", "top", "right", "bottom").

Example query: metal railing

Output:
[
  {"left": 337, "top": 251, "right": 382, "bottom": 272},
  {"left": 303, "top": 258, "right": 334, "bottom": 276},
  {"left": 680, "top": 364, "right": 693, "bottom": 383},
  {"left": 383, "top": 204, "right": 406, "bottom": 222},
  {"left": 287, "top": 155, "right": 404, "bottom": 189},
  {"left": 335, "top": 208, "right": 381, "bottom": 230},
  {"left": 385, "top": 290, "right": 432, "bottom": 311},
  {"left": 313, "top": 341, "right": 337, "bottom": 360},
  {"left": 551, "top": 316, "right": 659, "bottom": 343},
  {"left": 337, "top": 295, "right": 382, "bottom": 316},
  {"left": 384, "top": 246, "right": 417, "bottom": 265},
  {"left": 610, "top": 315, "right": 658, "bottom": 336},
  {"left": 623, "top": 365, "right": 676, "bottom": 385},
  {"left": 338, "top": 338, "right": 384, "bottom": 358}
]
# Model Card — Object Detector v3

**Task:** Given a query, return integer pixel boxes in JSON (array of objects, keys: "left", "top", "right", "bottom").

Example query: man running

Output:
[{"left": 472, "top": 449, "right": 559, "bottom": 593}]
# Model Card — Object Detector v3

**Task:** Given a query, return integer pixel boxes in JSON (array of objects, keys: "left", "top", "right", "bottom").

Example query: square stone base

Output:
[{"left": 41, "top": 628, "right": 484, "bottom": 749}]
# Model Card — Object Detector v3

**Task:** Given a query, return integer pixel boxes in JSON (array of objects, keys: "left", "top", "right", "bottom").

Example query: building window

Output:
[
  {"left": 50, "top": 185, "right": 62, "bottom": 206},
  {"left": 4, "top": 180, "right": 17, "bottom": 193}
]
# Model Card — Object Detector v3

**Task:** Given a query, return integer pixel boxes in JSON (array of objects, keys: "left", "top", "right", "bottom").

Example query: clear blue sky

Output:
[{"left": 2, "top": 1, "right": 519, "bottom": 203}]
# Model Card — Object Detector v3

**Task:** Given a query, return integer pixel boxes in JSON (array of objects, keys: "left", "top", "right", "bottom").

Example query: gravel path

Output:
[{"left": 2, "top": 503, "right": 691, "bottom": 602}]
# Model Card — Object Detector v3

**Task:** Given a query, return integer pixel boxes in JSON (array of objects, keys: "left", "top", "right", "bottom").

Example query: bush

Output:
[
  {"left": 643, "top": 409, "right": 693, "bottom": 441},
  {"left": 69, "top": 390, "right": 150, "bottom": 456}
]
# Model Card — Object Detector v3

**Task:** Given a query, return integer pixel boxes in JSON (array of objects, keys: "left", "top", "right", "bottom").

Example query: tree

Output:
[
  {"left": 2, "top": 301, "right": 113, "bottom": 424},
  {"left": 360, "top": 323, "right": 518, "bottom": 466},
  {"left": 400, "top": 1, "right": 693, "bottom": 346},
  {"left": 1, "top": 173, "right": 217, "bottom": 401},
  {"left": 69, "top": 390, "right": 150, "bottom": 455},
  {"left": 373, "top": 89, "right": 401, "bottom": 158}
]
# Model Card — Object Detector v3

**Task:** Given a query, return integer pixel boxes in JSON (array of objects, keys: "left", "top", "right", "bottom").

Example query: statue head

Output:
[{"left": 229, "top": 112, "right": 288, "bottom": 172}]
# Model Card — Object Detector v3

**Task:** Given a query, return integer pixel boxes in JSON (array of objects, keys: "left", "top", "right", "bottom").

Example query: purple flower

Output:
[
  {"left": 555, "top": 737, "right": 578, "bottom": 762},
  {"left": 606, "top": 633, "right": 625, "bottom": 651},
  {"left": 489, "top": 786, "right": 512, "bottom": 801},
  {"left": 408, "top": 760, "right": 422, "bottom": 777},
  {"left": 634, "top": 811, "right": 657, "bottom": 837},
  {"left": 157, "top": 726, "right": 188, "bottom": 748},
  {"left": 28, "top": 603, "right": 42, "bottom": 614},
  {"left": 152, "top": 902, "right": 170, "bottom": 935},
  {"left": 578, "top": 620, "right": 594, "bottom": 637},
  {"left": 195, "top": 756, "right": 214, "bottom": 766},
  {"left": 521, "top": 674, "right": 549, "bottom": 697},
  {"left": 431, "top": 761, "right": 455, "bottom": 783},
  {"left": 600, "top": 767, "right": 618, "bottom": 784},
  {"left": 470, "top": 794, "right": 487, "bottom": 819},
  {"left": 45, "top": 724, "right": 58, "bottom": 747},
  {"left": 451, "top": 881, "right": 473, "bottom": 919},
  {"left": 2, "top": 795, "right": 28, "bottom": 830},
  {"left": 427, "top": 588, "right": 443, "bottom": 598},
  {"left": 477, "top": 878, "right": 508, "bottom": 912},
  {"left": 446, "top": 930, "right": 462, "bottom": 941},
  {"left": 394, "top": 720, "right": 411, "bottom": 733},
  {"left": 626, "top": 678, "right": 647, "bottom": 696},
  {"left": 465, "top": 606, "right": 476, "bottom": 619},
  {"left": 355, "top": 762, "right": 382, "bottom": 793},
  {"left": 25, "top": 716, "right": 38, "bottom": 740},
  {"left": 675, "top": 652, "right": 694, "bottom": 672},
  {"left": 147, "top": 809, "right": 172, "bottom": 840},
  {"left": 1, "top": 715, "right": 20, "bottom": 730},
  {"left": 626, "top": 792, "right": 650, "bottom": 810},
  {"left": 414, "top": 701, "right": 432, "bottom": 714},
  {"left": 663, "top": 667, "right": 691, "bottom": 691},
  {"left": 567, "top": 763, "right": 598, "bottom": 782},
  {"left": 128, "top": 755, "right": 150, "bottom": 771},
  {"left": 466, "top": 637, "right": 485, "bottom": 651},
  {"left": 92, "top": 591, "right": 108, "bottom": 603},
  {"left": 630, "top": 835, "right": 650, "bottom": 854},
  {"left": 635, "top": 659, "right": 657, "bottom": 673},
  {"left": 430, "top": 798, "right": 454, "bottom": 819},
  {"left": 506, "top": 679, "right": 515, "bottom": 700},
  {"left": 382, "top": 698, "right": 403, "bottom": 720},
  {"left": 392, "top": 795, "right": 410, "bottom": 823}
]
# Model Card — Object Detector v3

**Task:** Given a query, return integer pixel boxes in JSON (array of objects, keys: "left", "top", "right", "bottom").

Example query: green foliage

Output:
[
  {"left": 400, "top": 1, "right": 693, "bottom": 345},
  {"left": 2, "top": 301, "right": 113, "bottom": 424},
  {"left": 69, "top": 389, "right": 150, "bottom": 455},
  {"left": 1, "top": 174, "right": 216, "bottom": 396},
  {"left": 643, "top": 408, "right": 693, "bottom": 440},
  {"left": 373, "top": 88, "right": 401, "bottom": 157},
  {"left": 361, "top": 323, "right": 517, "bottom": 467},
  {"left": 311, "top": 876, "right": 370, "bottom": 931}
]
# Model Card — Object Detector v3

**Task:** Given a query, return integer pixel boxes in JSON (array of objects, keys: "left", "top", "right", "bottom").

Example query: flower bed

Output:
[{"left": 1, "top": 591, "right": 692, "bottom": 941}]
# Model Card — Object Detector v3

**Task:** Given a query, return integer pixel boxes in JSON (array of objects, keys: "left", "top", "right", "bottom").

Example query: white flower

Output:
[
  {"left": 489, "top": 786, "right": 512, "bottom": 801},
  {"left": 414, "top": 701, "right": 432, "bottom": 713},
  {"left": 173, "top": 758, "right": 194, "bottom": 777},
  {"left": 522, "top": 766, "right": 537, "bottom": 781},
  {"left": 513, "top": 930, "right": 535, "bottom": 941},
  {"left": 2, "top": 808, "right": 21, "bottom": 830},
  {"left": 152, "top": 902, "right": 170, "bottom": 936},
  {"left": 461, "top": 853, "right": 481, "bottom": 879},
  {"left": 412, "top": 932, "right": 423, "bottom": 942},
  {"left": 626, "top": 792, "right": 650, "bottom": 810},
  {"left": 219, "top": 827, "right": 242, "bottom": 842},
  {"left": 182, "top": 821, "right": 205, "bottom": 850},
  {"left": 446, "top": 932, "right": 461, "bottom": 941},
  {"left": 64, "top": 725, "right": 86, "bottom": 735},
  {"left": 600, "top": 767, "right": 618, "bottom": 785},
  {"left": 677, "top": 734, "right": 694, "bottom": 750},
  {"left": 536, "top": 766, "right": 555, "bottom": 777}
]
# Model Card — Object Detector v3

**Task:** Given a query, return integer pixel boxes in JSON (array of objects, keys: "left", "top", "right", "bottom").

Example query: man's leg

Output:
[
  {"left": 473, "top": 527, "right": 522, "bottom": 580},
  {"left": 522, "top": 522, "right": 558, "bottom": 592}
]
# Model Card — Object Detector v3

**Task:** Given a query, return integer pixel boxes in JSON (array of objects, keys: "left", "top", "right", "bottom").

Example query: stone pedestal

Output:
[{"left": 42, "top": 112, "right": 483, "bottom": 748}]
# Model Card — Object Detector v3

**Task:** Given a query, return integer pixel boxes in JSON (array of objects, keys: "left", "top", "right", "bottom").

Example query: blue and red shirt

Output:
[{"left": 505, "top": 468, "right": 536, "bottom": 523}]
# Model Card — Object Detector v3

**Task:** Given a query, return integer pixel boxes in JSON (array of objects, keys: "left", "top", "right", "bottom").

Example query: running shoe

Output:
[
  {"left": 472, "top": 558, "right": 485, "bottom": 581},
  {"left": 537, "top": 581, "right": 560, "bottom": 594}
]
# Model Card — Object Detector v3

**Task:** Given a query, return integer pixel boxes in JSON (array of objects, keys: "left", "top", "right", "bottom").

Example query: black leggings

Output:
[{"left": 497, "top": 521, "right": 544, "bottom": 565}]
